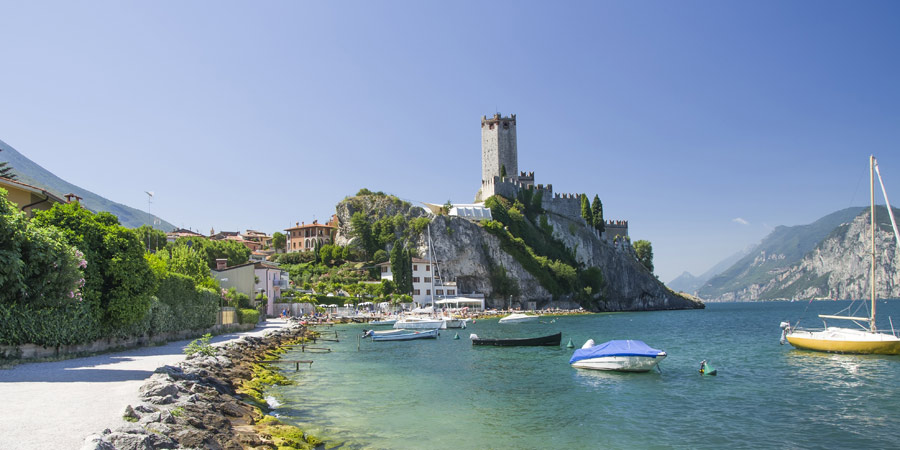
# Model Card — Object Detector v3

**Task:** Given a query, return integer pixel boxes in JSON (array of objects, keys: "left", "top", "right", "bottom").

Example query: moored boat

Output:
[
  {"left": 370, "top": 319, "right": 397, "bottom": 326},
  {"left": 393, "top": 316, "right": 445, "bottom": 329},
  {"left": 780, "top": 156, "right": 900, "bottom": 355},
  {"left": 498, "top": 313, "right": 538, "bottom": 324},
  {"left": 364, "top": 328, "right": 439, "bottom": 341},
  {"left": 470, "top": 332, "right": 561, "bottom": 347},
  {"left": 569, "top": 339, "right": 667, "bottom": 372}
]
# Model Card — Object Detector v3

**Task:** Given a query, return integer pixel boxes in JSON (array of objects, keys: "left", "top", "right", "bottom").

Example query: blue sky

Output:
[{"left": 1, "top": 1, "right": 899, "bottom": 282}]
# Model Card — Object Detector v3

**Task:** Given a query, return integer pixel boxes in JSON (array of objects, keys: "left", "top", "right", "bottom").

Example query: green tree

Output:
[
  {"left": 442, "top": 199, "right": 453, "bottom": 215},
  {"left": 0, "top": 150, "right": 16, "bottom": 180},
  {"left": 272, "top": 232, "right": 286, "bottom": 251},
  {"left": 33, "top": 203, "right": 155, "bottom": 328},
  {"left": 633, "top": 240, "right": 654, "bottom": 273},
  {"left": 0, "top": 189, "right": 84, "bottom": 307},
  {"left": 500, "top": 165, "right": 507, "bottom": 178},
  {"left": 350, "top": 211, "right": 376, "bottom": 259},
  {"left": 580, "top": 194, "right": 592, "bottom": 224},
  {"left": 490, "top": 265, "right": 520, "bottom": 302},
  {"left": 591, "top": 195, "right": 605, "bottom": 233}
]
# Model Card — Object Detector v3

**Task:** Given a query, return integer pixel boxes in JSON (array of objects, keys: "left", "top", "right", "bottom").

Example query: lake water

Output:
[{"left": 266, "top": 301, "right": 900, "bottom": 449}]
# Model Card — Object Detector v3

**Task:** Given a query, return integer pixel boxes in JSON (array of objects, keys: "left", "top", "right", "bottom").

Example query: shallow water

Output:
[{"left": 266, "top": 301, "right": 900, "bottom": 449}]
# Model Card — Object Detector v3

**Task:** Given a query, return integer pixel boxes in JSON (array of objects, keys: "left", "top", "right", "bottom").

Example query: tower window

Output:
[{"left": 489, "top": 124, "right": 494, "bottom": 130}]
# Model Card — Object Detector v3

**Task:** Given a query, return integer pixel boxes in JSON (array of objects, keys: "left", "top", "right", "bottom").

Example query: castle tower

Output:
[{"left": 481, "top": 113, "right": 517, "bottom": 182}]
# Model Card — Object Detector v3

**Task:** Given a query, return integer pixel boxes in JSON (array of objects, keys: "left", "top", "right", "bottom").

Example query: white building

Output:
[{"left": 377, "top": 257, "right": 458, "bottom": 306}]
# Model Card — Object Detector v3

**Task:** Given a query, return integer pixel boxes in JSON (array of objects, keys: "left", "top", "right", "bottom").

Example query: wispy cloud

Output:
[{"left": 732, "top": 217, "right": 750, "bottom": 226}]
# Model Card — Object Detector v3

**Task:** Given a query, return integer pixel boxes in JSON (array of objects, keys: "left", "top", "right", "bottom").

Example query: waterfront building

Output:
[{"left": 284, "top": 218, "right": 336, "bottom": 253}]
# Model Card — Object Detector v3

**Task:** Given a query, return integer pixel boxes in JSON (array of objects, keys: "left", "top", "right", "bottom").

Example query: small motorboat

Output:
[
  {"left": 498, "top": 313, "right": 538, "bottom": 324},
  {"left": 569, "top": 339, "right": 666, "bottom": 372},
  {"left": 369, "top": 319, "right": 397, "bottom": 326},
  {"left": 364, "top": 329, "right": 439, "bottom": 341},
  {"left": 393, "top": 316, "right": 445, "bottom": 329},
  {"left": 470, "top": 332, "right": 561, "bottom": 347}
]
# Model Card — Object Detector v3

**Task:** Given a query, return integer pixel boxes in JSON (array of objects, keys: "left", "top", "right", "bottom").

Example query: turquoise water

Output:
[{"left": 266, "top": 302, "right": 900, "bottom": 449}]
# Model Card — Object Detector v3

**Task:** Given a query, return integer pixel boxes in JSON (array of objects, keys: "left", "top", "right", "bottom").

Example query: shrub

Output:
[
  {"left": 0, "top": 190, "right": 85, "bottom": 308},
  {"left": 0, "top": 301, "right": 101, "bottom": 347},
  {"left": 184, "top": 333, "right": 216, "bottom": 356},
  {"left": 239, "top": 308, "right": 260, "bottom": 324}
]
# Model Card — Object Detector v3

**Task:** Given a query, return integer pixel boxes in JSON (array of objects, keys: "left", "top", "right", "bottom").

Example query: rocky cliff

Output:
[
  {"left": 333, "top": 193, "right": 424, "bottom": 247},
  {"left": 703, "top": 206, "right": 900, "bottom": 301},
  {"left": 414, "top": 215, "right": 702, "bottom": 311}
]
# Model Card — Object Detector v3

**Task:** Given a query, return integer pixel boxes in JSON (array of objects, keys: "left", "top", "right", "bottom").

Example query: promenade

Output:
[{"left": 0, "top": 319, "right": 291, "bottom": 450}]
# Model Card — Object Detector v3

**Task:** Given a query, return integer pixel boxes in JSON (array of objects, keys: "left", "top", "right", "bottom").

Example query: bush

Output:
[
  {"left": 0, "top": 301, "right": 101, "bottom": 347},
  {"left": 32, "top": 203, "right": 155, "bottom": 330},
  {"left": 0, "top": 190, "right": 86, "bottom": 308},
  {"left": 155, "top": 273, "right": 218, "bottom": 331},
  {"left": 184, "top": 333, "right": 216, "bottom": 356},
  {"left": 239, "top": 308, "right": 260, "bottom": 324}
]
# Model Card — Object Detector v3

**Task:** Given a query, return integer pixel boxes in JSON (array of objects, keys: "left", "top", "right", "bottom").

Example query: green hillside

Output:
[{"left": 0, "top": 138, "right": 174, "bottom": 231}]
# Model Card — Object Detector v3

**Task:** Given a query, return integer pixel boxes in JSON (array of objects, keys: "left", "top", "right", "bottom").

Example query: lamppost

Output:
[{"left": 144, "top": 191, "right": 154, "bottom": 252}]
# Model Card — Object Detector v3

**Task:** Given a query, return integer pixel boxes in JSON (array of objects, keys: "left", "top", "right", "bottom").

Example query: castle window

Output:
[
  {"left": 489, "top": 124, "right": 494, "bottom": 130},
  {"left": 503, "top": 122, "right": 509, "bottom": 129}
]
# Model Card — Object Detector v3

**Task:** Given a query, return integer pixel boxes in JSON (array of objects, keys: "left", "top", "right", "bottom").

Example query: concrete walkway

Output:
[{"left": 0, "top": 319, "right": 292, "bottom": 450}]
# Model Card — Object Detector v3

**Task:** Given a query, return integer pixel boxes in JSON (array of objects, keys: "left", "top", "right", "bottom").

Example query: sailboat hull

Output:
[{"left": 786, "top": 328, "right": 900, "bottom": 355}]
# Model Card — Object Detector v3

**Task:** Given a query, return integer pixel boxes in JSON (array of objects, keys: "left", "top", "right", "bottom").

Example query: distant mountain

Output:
[
  {"left": 668, "top": 245, "right": 753, "bottom": 294},
  {"left": 0, "top": 138, "right": 175, "bottom": 231},
  {"left": 695, "top": 206, "right": 894, "bottom": 301}
]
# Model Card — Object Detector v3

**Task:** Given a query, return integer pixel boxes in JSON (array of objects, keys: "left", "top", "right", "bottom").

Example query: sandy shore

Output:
[{"left": 0, "top": 319, "right": 291, "bottom": 450}]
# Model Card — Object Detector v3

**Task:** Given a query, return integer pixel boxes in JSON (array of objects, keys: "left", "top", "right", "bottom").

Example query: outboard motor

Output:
[{"left": 779, "top": 322, "right": 791, "bottom": 345}]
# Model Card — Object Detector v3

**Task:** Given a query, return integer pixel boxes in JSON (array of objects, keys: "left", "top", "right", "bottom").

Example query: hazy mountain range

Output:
[
  {"left": 675, "top": 206, "right": 900, "bottom": 301},
  {"left": 0, "top": 138, "right": 174, "bottom": 231}
]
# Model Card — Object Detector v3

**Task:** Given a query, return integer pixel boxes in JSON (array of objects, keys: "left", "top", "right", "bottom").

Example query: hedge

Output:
[
  {"left": 0, "top": 301, "right": 101, "bottom": 347},
  {"left": 238, "top": 308, "right": 259, "bottom": 324}
]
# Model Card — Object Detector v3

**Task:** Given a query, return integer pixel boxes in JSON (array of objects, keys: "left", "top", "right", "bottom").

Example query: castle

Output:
[{"left": 474, "top": 113, "right": 628, "bottom": 240}]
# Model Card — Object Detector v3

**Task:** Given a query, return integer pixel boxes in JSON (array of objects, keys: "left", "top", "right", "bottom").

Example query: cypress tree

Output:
[
  {"left": 580, "top": 194, "right": 592, "bottom": 224},
  {"left": 591, "top": 195, "right": 605, "bottom": 233}
]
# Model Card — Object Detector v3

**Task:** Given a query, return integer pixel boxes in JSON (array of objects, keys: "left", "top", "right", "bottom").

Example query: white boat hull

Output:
[
  {"left": 370, "top": 319, "right": 396, "bottom": 326},
  {"left": 371, "top": 329, "right": 439, "bottom": 341},
  {"left": 442, "top": 318, "right": 468, "bottom": 329},
  {"left": 393, "top": 318, "right": 445, "bottom": 329},
  {"left": 571, "top": 354, "right": 666, "bottom": 372},
  {"left": 499, "top": 314, "right": 537, "bottom": 324}
]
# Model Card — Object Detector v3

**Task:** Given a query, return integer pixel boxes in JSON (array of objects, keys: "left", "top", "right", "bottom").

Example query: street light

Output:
[{"left": 144, "top": 191, "right": 154, "bottom": 252}]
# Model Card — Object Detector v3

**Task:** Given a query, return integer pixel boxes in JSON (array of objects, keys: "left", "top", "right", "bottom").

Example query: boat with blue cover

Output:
[{"left": 569, "top": 339, "right": 667, "bottom": 372}]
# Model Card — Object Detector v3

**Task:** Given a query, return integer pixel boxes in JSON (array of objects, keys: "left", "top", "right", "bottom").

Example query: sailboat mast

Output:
[{"left": 870, "top": 155, "right": 877, "bottom": 332}]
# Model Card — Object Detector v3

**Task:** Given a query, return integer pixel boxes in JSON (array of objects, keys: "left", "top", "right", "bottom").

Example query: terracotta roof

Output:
[
  {"left": 285, "top": 222, "right": 337, "bottom": 231},
  {"left": 0, "top": 177, "right": 67, "bottom": 204}
]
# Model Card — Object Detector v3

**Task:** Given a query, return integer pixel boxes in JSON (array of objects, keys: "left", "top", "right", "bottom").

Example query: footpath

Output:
[{"left": 0, "top": 319, "right": 291, "bottom": 450}]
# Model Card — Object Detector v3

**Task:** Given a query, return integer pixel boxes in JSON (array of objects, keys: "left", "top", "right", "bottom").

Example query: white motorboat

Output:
[
  {"left": 498, "top": 313, "right": 538, "bottom": 324},
  {"left": 569, "top": 339, "right": 667, "bottom": 372},
  {"left": 441, "top": 317, "right": 468, "bottom": 329},
  {"left": 393, "top": 316, "right": 446, "bottom": 329},
  {"left": 370, "top": 319, "right": 397, "bottom": 326},
  {"left": 364, "top": 328, "right": 439, "bottom": 341}
]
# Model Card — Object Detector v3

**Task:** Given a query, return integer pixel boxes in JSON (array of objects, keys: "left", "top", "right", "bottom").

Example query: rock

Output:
[
  {"left": 106, "top": 431, "right": 152, "bottom": 450},
  {"left": 80, "top": 435, "right": 115, "bottom": 450},
  {"left": 122, "top": 405, "right": 139, "bottom": 421},
  {"left": 139, "top": 377, "right": 179, "bottom": 399},
  {"left": 134, "top": 404, "right": 156, "bottom": 414}
]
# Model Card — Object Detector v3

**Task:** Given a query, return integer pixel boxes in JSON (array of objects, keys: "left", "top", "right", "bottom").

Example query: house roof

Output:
[
  {"left": 285, "top": 222, "right": 336, "bottom": 231},
  {"left": 0, "top": 177, "right": 67, "bottom": 204}
]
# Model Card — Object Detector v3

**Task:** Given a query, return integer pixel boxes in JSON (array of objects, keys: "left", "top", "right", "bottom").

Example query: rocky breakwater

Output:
[{"left": 81, "top": 324, "right": 324, "bottom": 450}]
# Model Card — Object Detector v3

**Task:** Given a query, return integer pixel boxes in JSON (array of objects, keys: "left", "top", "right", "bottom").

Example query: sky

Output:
[{"left": 1, "top": 1, "right": 899, "bottom": 283}]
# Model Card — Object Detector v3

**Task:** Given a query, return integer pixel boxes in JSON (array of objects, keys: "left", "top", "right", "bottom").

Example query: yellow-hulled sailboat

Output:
[{"left": 780, "top": 155, "right": 900, "bottom": 355}]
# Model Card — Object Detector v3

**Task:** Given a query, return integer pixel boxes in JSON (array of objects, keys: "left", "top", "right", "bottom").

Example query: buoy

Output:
[
  {"left": 454, "top": 333, "right": 460, "bottom": 340},
  {"left": 566, "top": 338, "right": 574, "bottom": 348}
]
